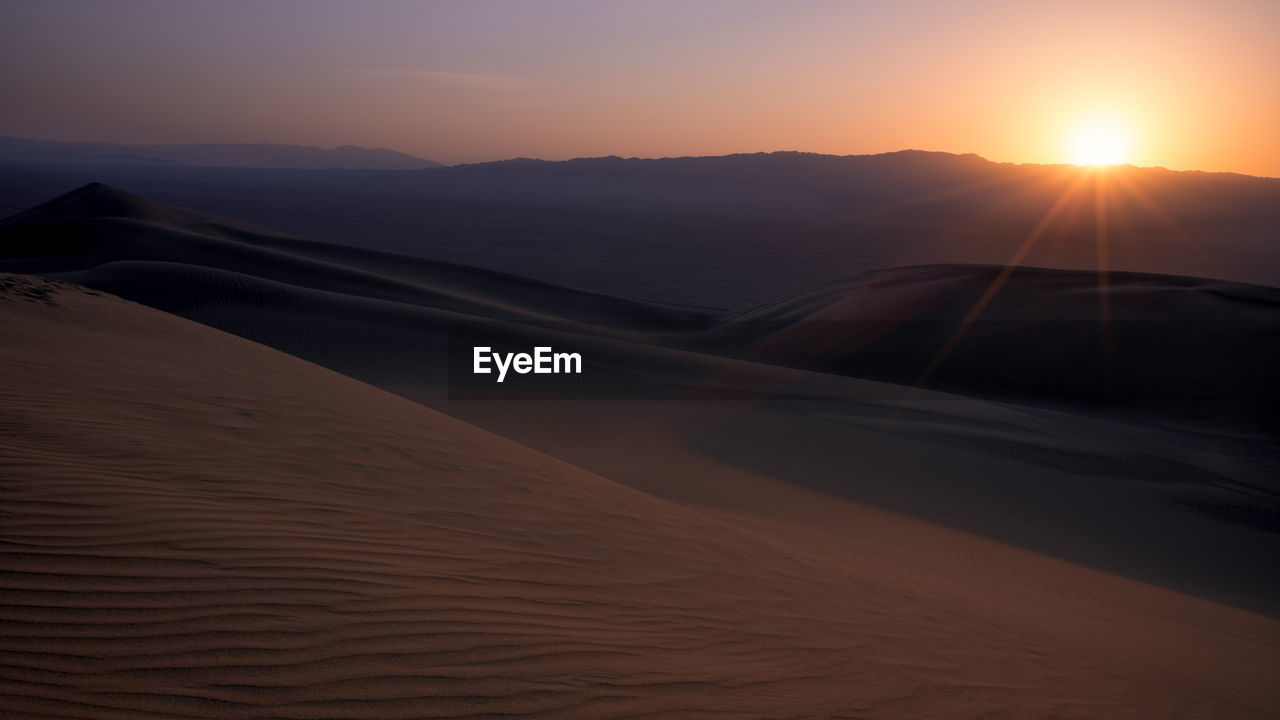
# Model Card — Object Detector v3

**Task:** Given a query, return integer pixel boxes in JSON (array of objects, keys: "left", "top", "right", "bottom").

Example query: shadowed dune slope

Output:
[
  {"left": 1, "top": 181, "right": 293, "bottom": 241},
  {"left": 703, "top": 263, "right": 1280, "bottom": 430},
  {"left": 2, "top": 186, "right": 1278, "bottom": 617},
  {"left": 2, "top": 184, "right": 1277, "bottom": 431},
  {"left": 1, "top": 275, "right": 1278, "bottom": 718},
  {"left": 0, "top": 183, "right": 706, "bottom": 331}
]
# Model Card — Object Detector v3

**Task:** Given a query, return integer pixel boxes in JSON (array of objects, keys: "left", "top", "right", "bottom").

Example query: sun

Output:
[{"left": 1068, "top": 120, "right": 1133, "bottom": 166}]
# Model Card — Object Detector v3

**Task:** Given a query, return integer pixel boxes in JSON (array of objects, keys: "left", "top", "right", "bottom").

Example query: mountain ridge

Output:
[{"left": 0, "top": 136, "right": 442, "bottom": 170}]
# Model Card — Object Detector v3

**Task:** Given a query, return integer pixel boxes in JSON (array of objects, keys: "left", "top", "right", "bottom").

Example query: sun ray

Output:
[
  {"left": 1110, "top": 171, "right": 1186, "bottom": 235},
  {"left": 1094, "top": 172, "right": 1113, "bottom": 362},
  {"left": 914, "top": 169, "right": 1090, "bottom": 387},
  {"left": 836, "top": 171, "right": 1027, "bottom": 226}
]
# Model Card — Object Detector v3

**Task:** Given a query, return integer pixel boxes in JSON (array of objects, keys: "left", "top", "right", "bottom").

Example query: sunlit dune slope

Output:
[{"left": 1, "top": 275, "right": 1278, "bottom": 719}]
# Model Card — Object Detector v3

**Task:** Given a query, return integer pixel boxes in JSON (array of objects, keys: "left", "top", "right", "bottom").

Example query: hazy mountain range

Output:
[{"left": 0, "top": 136, "right": 442, "bottom": 170}]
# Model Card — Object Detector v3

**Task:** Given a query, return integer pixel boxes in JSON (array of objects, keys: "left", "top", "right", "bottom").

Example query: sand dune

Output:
[
  {"left": 5, "top": 183, "right": 1277, "bottom": 428},
  {"left": 2, "top": 274, "right": 1278, "bottom": 718},
  {"left": 2, "top": 184, "right": 1278, "bottom": 618},
  {"left": 1, "top": 183, "right": 702, "bottom": 331},
  {"left": 702, "top": 263, "right": 1280, "bottom": 430}
]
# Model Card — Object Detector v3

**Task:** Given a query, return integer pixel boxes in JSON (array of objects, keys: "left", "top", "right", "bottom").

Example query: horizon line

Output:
[{"left": 2, "top": 134, "right": 1276, "bottom": 180}]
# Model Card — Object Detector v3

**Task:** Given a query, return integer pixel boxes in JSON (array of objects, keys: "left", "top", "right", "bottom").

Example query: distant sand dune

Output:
[
  {"left": 2, "top": 183, "right": 702, "bottom": 327},
  {"left": 1, "top": 276, "right": 1277, "bottom": 718},
  {"left": 702, "top": 262, "right": 1280, "bottom": 429},
  {"left": 4, "top": 183, "right": 1277, "bottom": 429},
  {"left": 2, "top": 184, "right": 1278, "bottom": 618}
]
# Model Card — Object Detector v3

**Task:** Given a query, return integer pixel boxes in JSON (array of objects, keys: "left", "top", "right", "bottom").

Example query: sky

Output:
[{"left": 1, "top": 0, "right": 1278, "bottom": 175}]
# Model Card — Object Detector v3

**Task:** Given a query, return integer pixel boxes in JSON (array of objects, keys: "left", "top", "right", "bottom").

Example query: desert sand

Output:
[
  {"left": 1, "top": 181, "right": 1278, "bottom": 718},
  {"left": 1, "top": 275, "right": 1278, "bottom": 719},
  {"left": 3, "top": 184, "right": 1276, "bottom": 612}
]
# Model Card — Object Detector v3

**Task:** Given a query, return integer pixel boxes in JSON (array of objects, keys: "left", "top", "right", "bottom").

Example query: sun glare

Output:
[{"left": 1068, "top": 120, "right": 1133, "bottom": 166}]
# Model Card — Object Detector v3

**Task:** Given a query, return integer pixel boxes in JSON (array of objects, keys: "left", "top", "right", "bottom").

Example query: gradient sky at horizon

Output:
[{"left": 2, "top": 0, "right": 1277, "bottom": 175}]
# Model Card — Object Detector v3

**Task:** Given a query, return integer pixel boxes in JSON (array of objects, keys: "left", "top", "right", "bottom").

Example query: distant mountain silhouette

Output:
[
  {"left": 0, "top": 137, "right": 442, "bottom": 170},
  {"left": 447, "top": 149, "right": 1275, "bottom": 201},
  {"left": 453, "top": 150, "right": 996, "bottom": 186}
]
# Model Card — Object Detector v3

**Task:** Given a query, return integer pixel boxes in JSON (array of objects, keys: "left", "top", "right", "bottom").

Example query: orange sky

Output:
[{"left": 2, "top": 0, "right": 1277, "bottom": 175}]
